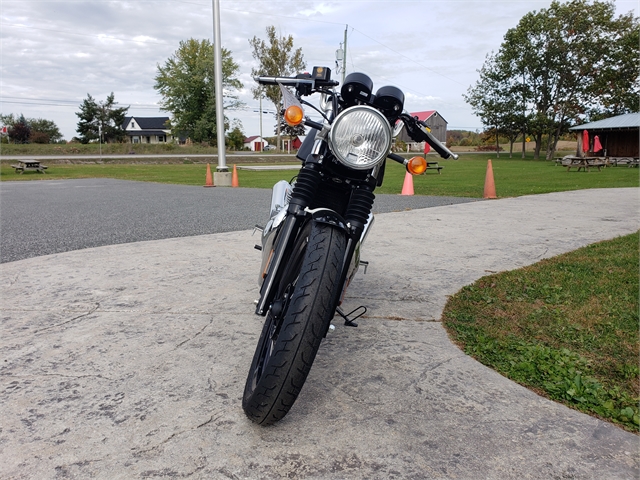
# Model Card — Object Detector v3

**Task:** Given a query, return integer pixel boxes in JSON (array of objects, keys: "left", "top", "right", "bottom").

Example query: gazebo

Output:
[{"left": 569, "top": 113, "right": 639, "bottom": 160}]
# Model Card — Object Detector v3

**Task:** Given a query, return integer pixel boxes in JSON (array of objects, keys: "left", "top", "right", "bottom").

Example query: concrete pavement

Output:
[{"left": 1, "top": 188, "right": 638, "bottom": 479}]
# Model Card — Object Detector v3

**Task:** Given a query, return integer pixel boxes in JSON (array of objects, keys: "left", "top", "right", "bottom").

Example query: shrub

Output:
[
  {"left": 30, "top": 131, "right": 50, "bottom": 144},
  {"left": 476, "top": 145, "right": 504, "bottom": 152}
]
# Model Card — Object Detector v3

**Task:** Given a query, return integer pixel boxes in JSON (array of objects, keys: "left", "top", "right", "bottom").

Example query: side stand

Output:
[{"left": 335, "top": 305, "right": 367, "bottom": 327}]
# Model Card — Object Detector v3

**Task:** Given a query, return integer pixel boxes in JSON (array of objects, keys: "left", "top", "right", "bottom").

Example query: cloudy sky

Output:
[{"left": 1, "top": 0, "right": 637, "bottom": 141}]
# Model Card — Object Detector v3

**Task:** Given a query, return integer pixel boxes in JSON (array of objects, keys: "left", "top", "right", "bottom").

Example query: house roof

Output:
[
  {"left": 123, "top": 116, "right": 170, "bottom": 129},
  {"left": 569, "top": 113, "right": 640, "bottom": 131},
  {"left": 410, "top": 111, "right": 436, "bottom": 122},
  {"left": 244, "top": 135, "right": 262, "bottom": 143},
  {"left": 410, "top": 110, "right": 448, "bottom": 124}
]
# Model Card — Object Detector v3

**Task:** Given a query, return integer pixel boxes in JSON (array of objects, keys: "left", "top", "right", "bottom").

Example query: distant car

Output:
[{"left": 264, "top": 145, "right": 276, "bottom": 151}]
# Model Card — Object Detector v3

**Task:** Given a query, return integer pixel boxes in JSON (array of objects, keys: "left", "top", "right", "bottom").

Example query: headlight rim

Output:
[{"left": 329, "top": 105, "right": 392, "bottom": 171}]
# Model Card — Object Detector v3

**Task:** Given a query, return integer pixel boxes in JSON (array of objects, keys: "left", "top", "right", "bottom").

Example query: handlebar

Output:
[
  {"left": 419, "top": 124, "right": 459, "bottom": 160},
  {"left": 254, "top": 75, "right": 339, "bottom": 89},
  {"left": 399, "top": 114, "right": 458, "bottom": 160}
]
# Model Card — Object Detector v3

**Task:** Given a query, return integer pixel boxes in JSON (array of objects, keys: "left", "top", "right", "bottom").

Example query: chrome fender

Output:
[{"left": 258, "top": 180, "right": 293, "bottom": 286}]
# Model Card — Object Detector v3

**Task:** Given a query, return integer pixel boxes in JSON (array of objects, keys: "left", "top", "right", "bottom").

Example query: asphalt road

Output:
[{"left": 0, "top": 178, "right": 477, "bottom": 263}]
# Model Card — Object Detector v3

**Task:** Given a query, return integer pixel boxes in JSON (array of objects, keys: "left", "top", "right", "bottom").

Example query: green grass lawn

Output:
[
  {"left": 0, "top": 141, "right": 217, "bottom": 156},
  {"left": 442, "top": 233, "right": 639, "bottom": 432},
  {"left": 375, "top": 155, "right": 639, "bottom": 197},
  {"left": 1, "top": 154, "right": 638, "bottom": 197}
]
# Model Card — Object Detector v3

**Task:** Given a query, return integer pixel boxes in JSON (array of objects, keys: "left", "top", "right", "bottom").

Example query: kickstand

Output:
[{"left": 335, "top": 305, "right": 367, "bottom": 327}]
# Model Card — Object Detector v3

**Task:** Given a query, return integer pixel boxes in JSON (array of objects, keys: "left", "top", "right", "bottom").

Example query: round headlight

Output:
[{"left": 329, "top": 105, "right": 392, "bottom": 170}]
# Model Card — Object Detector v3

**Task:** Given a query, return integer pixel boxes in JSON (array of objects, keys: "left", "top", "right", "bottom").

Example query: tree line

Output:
[
  {"left": 465, "top": 0, "right": 638, "bottom": 160},
  {"left": 0, "top": 114, "right": 63, "bottom": 144}
]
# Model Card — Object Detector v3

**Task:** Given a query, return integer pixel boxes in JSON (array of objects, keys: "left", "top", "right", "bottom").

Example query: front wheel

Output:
[{"left": 243, "top": 221, "right": 347, "bottom": 425}]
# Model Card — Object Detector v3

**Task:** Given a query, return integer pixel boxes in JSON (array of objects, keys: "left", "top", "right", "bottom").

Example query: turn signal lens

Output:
[
  {"left": 406, "top": 156, "right": 427, "bottom": 175},
  {"left": 284, "top": 105, "right": 304, "bottom": 126}
]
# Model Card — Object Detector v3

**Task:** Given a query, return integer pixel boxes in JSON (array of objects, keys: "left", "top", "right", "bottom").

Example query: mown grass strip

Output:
[
  {"left": 2, "top": 155, "right": 638, "bottom": 198},
  {"left": 442, "top": 232, "right": 639, "bottom": 432}
]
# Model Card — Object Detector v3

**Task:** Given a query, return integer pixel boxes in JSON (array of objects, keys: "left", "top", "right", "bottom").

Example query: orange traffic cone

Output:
[
  {"left": 232, "top": 164, "right": 239, "bottom": 187},
  {"left": 204, "top": 163, "right": 214, "bottom": 187},
  {"left": 400, "top": 171, "right": 414, "bottom": 196},
  {"left": 483, "top": 159, "right": 497, "bottom": 199}
]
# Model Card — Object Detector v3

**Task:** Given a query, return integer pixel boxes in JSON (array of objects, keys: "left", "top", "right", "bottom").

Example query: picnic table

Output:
[
  {"left": 10, "top": 160, "right": 48, "bottom": 174},
  {"left": 562, "top": 156, "right": 606, "bottom": 172},
  {"left": 605, "top": 157, "right": 639, "bottom": 167},
  {"left": 423, "top": 161, "right": 443, "bottom": 174}
]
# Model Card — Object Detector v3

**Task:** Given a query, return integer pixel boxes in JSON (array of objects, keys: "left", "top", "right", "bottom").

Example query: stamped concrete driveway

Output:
[{"left": 1, "top": 187, "right": 638, "bottom": 479}]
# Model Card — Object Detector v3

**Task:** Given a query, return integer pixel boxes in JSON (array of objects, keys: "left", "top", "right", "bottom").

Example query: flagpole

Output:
[{"left": 212, "top": 0, "right": 228, "bottom": 173}]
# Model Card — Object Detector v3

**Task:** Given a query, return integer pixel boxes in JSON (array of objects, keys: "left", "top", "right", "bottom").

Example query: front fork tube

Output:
[
  {"left": 336, "top": 237, "right": 357, "bottom": 307},
  {"left": 255, "top": 213, "right": 301, "bottom": 316},
  {"left": 256, "top": 163, "right": 322, "bottom": 316}
]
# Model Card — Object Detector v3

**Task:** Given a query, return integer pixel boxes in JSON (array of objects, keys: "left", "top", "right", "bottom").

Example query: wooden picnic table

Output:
[
  {"left": 423, "top": 161, "right": 443, "bottom": 174},
  {"left": 563, "top": 156, "right": 605, "bottom": 172},
  {"left": 10, "top": 159, "right": 48, "bottom": 174}
]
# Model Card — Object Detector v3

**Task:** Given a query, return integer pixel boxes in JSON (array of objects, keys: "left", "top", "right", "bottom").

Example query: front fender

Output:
[{"left": 305, "top": 207, "right": 349, "bottom": 234}]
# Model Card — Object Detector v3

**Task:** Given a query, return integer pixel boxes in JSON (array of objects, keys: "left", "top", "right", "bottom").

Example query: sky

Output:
[{"left": 1, "top": 0, "right": 637, "bottom": 141}]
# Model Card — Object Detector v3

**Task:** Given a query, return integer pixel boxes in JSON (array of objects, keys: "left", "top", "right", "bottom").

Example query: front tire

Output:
[{"left": 243, "top": 222, "right": 347, "bottom": 425}]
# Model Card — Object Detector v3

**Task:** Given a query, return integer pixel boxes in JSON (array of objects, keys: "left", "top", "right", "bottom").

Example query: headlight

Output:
[{"left": 329, "top": 105, "right": 392, "bottom": 170}]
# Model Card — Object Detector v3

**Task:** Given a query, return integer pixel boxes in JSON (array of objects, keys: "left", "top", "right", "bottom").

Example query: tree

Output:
[
  {"left": 7, "top": 114, "right": 30, "bottom": 144},
  {"left": 466, "top": 0, "right": 639, "bottom": 159},
  {"left": 76, "top": 93, "right": 129, "bottom": 144},
  {"left": 29, "top": 118, "right": 63, "bottom": 143},
  {"left": 226, "top": 119, "right": 246, "bottom": 150},
  {"left": 154, "top": 38, "right": 243, "bottom": 144},
  {"left": 0, "top": 113, "right": 17, "bottom": 128},
  {"left": 249, "top": 26, "right": 306, "bottom": 151},
  {"left": 464, "top": 53, "right": 521, "bottom": 158}
]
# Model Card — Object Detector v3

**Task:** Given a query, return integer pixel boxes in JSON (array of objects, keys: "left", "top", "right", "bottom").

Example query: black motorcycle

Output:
[{"left": 243, "top": 67, "right": 458, "bottom": 425}]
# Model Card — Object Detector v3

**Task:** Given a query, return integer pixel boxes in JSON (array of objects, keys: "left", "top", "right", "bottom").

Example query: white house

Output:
[
  {"left": 244, "top": 135, "right": 269, "bottom": 151},
  {"left": 122, "top": 117, "right": 172, "bottom": 144}
]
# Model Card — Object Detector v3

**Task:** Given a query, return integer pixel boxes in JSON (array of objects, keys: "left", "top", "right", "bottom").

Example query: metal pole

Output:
[
  {"left": 259, "top": 96, "right": 263, "bottom": 151},
  {"left": 342, "top": 25, "right": 348, "bottom": 83},
  {"left": 212, "top": 0, "right": 227, "bottom": 171},
  {"left": 522, "top": 67, "right": 526, "bottom": 159}
]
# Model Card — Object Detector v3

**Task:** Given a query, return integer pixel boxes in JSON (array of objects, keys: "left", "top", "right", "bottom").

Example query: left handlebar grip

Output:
[{"left": 420, "top": 125, "right": 459, "bottom": 160}]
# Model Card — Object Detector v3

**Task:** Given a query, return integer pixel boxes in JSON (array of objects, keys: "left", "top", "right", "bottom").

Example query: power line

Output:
[
  {"left": 0, "top": 96, "right": 163, "bottom": 109},
  {"left": 349, "top": 27, "right": 466, "bottom": 88}
]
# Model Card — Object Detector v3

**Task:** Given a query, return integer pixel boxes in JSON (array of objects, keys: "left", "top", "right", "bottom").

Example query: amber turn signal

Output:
[
  {"left": 284, "top": 105, "right": 304, "bottom": 126},
  {"left": 406, "top": 156, "right": 427, "bottom": 175}
]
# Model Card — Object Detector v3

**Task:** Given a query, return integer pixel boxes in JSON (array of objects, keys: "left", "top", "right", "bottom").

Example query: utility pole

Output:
[
  {"left": 212, "top": 0, "right": 231, "bottom": 185},
  {"left": 342, "top": 25, "right": 348, "bottom": 83}
]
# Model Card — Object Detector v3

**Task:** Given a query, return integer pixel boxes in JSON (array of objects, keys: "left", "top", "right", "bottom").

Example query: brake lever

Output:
[{"left": 400, "top": 114, "right": 458, "bottom": 160}]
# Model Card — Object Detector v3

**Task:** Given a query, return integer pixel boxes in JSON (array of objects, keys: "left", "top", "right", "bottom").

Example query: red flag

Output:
[
  {"left": 582, "top": 130, "right": 589, "bottom": 152},
  {"left": 593, "top": 135, "right": 603, "bottom": 153},
  {"left": 423, "top": 142, "right": 431, "bottom": 154}
]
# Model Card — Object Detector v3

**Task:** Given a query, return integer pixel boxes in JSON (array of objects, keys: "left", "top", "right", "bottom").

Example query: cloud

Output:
[{"left": 2, "top": 0, "right": 637, "bottom": 139}]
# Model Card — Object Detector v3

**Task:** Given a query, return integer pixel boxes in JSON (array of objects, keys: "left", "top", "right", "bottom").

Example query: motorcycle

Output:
[{"left": 243, "top": 67, "right": 458, "bottom": 425}]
